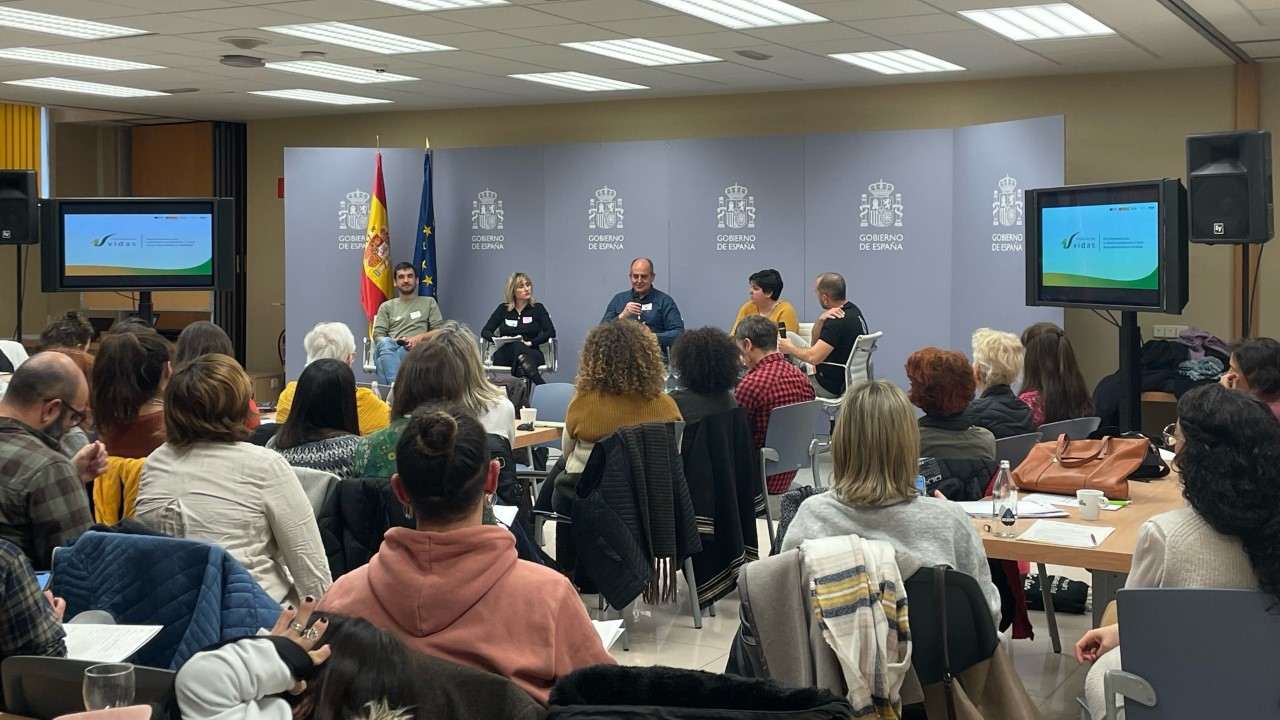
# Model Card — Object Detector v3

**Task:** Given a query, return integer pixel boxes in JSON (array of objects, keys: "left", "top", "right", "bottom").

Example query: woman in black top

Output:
[{"left": 480, "top": 272, "right": 556, "bottom": 385}]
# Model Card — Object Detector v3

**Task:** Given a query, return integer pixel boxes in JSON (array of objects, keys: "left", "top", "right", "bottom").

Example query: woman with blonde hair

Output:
[
  {"left": 966, "top": 328, "right": 1035, "bottom": 439},
  {"left": 781, "top": 380, "right": 999, "bottom": 618},
  {"left": 480, "top": 272, "right": 556, "bottom": 385},
  {"left": 134, "top": 354, "right": 330, "bottom": 605},
  {"left": 543, "top": 320, "right": 681, "bottom": 515}
]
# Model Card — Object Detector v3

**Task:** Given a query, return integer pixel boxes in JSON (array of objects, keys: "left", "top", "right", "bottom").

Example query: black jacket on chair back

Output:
[{"left": 965, "top": 385, "right": 1035, "bottom": 440}]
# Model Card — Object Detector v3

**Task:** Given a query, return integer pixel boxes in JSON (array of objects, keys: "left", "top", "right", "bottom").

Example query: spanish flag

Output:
[{"left": 359, "top": 152, "right": 392, "bottom": 322}]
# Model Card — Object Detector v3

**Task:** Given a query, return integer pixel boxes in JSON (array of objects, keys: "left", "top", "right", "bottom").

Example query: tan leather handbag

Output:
[{"left": 1011, "top": 435, "right": 1148, "bottom": 500}]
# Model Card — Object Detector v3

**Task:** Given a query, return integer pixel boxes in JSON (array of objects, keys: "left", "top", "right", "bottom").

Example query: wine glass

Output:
[{"left": 83, "top": 663, "right": 135, "bottom": 710}]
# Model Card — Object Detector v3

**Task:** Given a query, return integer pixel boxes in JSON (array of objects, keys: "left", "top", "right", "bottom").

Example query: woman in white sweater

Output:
[
  {"left": 1076, "top": 383, "right": 1280, "bottom": 718},
  {"left": 781, "top": 379, "right": 1001, "bottom": 620},
  {"left": 134, "top": 354, "right": 330, "bottom": 605}
]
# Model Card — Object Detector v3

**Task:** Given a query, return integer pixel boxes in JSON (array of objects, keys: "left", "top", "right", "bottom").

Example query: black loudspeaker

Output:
[
  {"left": 1186, "top": 130, "right": 1272, "bottom": 244},
  {"left": 0, "top": 170, "right": 38, "bottom": 245}
]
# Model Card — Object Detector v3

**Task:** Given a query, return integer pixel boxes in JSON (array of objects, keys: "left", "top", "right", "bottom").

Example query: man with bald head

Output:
[
  {"left": 0, "top": 352, "right": 103, "bottom": 569},
  {"left": 602, "top": 257, "right": 685, "bottom": 352},
  {"left": 779, "top": 272, "right": 869, "bottom": 398}
]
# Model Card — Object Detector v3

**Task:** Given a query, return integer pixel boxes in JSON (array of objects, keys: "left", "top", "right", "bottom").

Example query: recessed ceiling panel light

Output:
[
  {"left": 830, "top": 50, "right": 965, "bottom": 74},
  {"left": 248, "top": 88, "right": 393, "bottom": 105},
  {"left": 264, "top": 60, "right": 416, "bottom": 83},
  {"left": 374, "top": 0, "right": 508, "bottom": 9},
  {"left": 262, "top": 22, "right": 454, "bottom": 54},
  {"left": 562, "top": 38, "right": 719, "bottom": 66},
  {"left": 0, "top": 48, "right": 162, "bottom": 71},
  {"left": 0, "top": 7, "right": 146, "bottom": 39},
  {"left": 643, "top": 0, "right": 825, "bottom": 29},
  {"left": 508, "top": 71, "right": 647, "bottom": 92},
  {"left": 959, "top": 4, "right": 1114, "bottom": 41},
  {"left": 4, "top": 77, "right": 166, "bottom": 97}
]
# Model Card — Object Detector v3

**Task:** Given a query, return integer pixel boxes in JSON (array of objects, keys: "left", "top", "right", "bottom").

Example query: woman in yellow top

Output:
[
  {"left": 732, "top": 269, "right": 798, "bottom": 335},
  {"left": 275, "top": 322, "right": 390, "bottom": 436}
]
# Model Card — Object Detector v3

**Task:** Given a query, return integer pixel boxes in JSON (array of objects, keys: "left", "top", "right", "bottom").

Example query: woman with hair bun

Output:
[
  {"left": 320, "top": 403, "right": 614, "bottom": 706},
  {"left": 1076, "top": 383, "right": 1280, "bottom": 718}
]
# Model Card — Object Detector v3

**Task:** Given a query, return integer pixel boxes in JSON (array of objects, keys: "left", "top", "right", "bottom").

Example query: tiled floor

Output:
[{"left": 547, "top": 464, "right": 1097, "bottom": 719}]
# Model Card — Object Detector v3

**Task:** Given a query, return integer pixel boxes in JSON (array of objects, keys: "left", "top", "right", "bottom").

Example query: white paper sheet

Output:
[
  {"left": 956, "top": 499, "right": 1068, "bottom": 518},
  {"left": 1017, "top": 520, "right": 1115, "bottom": 548},
  {"left": 63, "top": 624, "right": 163, "bottom": 662},
  {"left": 1021, "top": 492, "right": 1120, "bottom": 511},
  {"left": 592, "top": 620, "right": 625, "bottom": 650},
  {"left": 492, "top": 504, "right": 518, "bottom": 527}
]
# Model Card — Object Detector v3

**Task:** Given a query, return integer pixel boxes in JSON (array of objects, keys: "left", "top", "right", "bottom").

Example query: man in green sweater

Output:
[{"left": 373, "top": 262, "right": 445, "bottom": 384}]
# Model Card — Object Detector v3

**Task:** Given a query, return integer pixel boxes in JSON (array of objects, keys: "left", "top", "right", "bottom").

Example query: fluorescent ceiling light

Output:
[
  {"left": 562, "top": 38, "right": 720, "bottom": 66},
  {"left": 262, "top": 22, "right": 454, "bottom": 54},
  {"left": 509, "top": 72, "right": 647, "bottom": 92},
  {"left": 0, "top": 7, "right": 146, "bottom": 39},
  {"left": 4, "top": 77, "right": 166, "bottom": 97},
  {"left": 643, "top": 0, "right": 825, "bottom": 29},
  {"left": 374, "top": 0, "right": 508, "bottom": 9},
  {"left": 264, "top": 60, "right": 416, "bottom": 83},
  {"left": 959, "top": 4, "right": 1114, "bottom": 41},
  {"left": 249, "top": 89, "right": 393, "bottom": 105},
  {"left": 830, "top": 49, "right": 965, "bottom": 74},
  {"left": 0, "top": 48, "right": 162, "bottom": 71}
]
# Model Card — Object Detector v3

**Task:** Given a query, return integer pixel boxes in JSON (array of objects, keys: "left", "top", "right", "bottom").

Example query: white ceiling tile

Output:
[
  {"left": 106, "top": 13, "right": 242, "bottom": 34},
  {"left": 662, "top": 60, "right": 800, "bottom": 83},
  {"left": 265, "top": 0, "right": 421, "bottom": 22},
  {"left": 174, "top": 6, "right": 317, "bottom": 26},
  {"left": 0, "top": 0, "right": 158, "bottom": 19},
  {"left": 404, "top": 30, "right": 538, "bottom": 49},
  {"left": 595, "top": 15, "right": 728, "bottom": 37},
  {"left": 794, "top": 36, "right": 902, "bottom": 54},
  {"left": 355, "top": 14, "right": 491, "bottom": 36},
  {"left": 1242, "top": 39, "right": 1280, "bottom": 57},
  {"left": 902, "top": 29, "right": 1060, "bottom": 71},
  {"left": 104, "top": 0, "right": 241, "bottom": 10},
  {"left": 482, "top": 43, "right": 636, "bottom": 70},
  {"left": 847, "top": 13, "right": 973, "bottom": 36},
  {"left": 738, "top": 22, "right": 867, "bottom": 47},
  {"left": 798, "top": 0, "right": 937, "bottom": 21},
  {"left": 500, "top": 23, "right": 624, "bottom": 43},
  {"left": 535, "top": 0, "right": 677, "bottom": 23},
  {"left": 401, "top": 49, "right": 541, "bottom": 73},
  {"left": 421, "top": 5, "right": 576, "bottom": 29},
  {"left": 648, "top": 31, "right": 763, "bottom": 49}
]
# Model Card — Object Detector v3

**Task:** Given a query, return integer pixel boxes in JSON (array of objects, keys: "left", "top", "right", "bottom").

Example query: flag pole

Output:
[
  {"left": 425, "top": 136, "right": 430, "bottom": 151},
  {"left": 376, "top": 134, "right": 381, "bottom": 151}
]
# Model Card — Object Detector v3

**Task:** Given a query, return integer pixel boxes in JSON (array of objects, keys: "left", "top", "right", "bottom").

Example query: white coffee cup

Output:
[
  {"left": 1077, "top": 489, "right": 1106, "bottom": 520},
  {"left": 520, "top": 407, "right": 537, "bottom": 425}
]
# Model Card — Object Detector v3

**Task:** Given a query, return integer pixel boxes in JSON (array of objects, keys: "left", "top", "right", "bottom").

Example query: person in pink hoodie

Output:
[{"left": 319, "top": 403, "right": 615, "bottom": 704}]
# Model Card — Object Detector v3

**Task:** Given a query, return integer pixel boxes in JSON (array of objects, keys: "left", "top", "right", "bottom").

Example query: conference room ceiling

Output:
[{"left": 0, "top": 0, "right": 1267, "bottom": 121}]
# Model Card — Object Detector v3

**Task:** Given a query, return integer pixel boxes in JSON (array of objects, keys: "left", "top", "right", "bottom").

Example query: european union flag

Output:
[{"left": 413, "top": 151, "right": 437, "bottom": 297}]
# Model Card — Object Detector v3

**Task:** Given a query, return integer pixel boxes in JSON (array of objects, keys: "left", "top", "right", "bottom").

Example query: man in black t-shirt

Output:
[{"left": 778, "top": 272, "right": 868, "bottom": 398}]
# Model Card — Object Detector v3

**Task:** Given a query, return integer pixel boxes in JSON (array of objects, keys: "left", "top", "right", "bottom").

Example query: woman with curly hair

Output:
[
  {"left": 905, "top": 347, "right": 995, "bottom": 500},
  {"left": 669, "top": 326, "right": 740, "bottom": 425},
  {"left": 1076, "top": 383, "right": 1280, "bottom": 718},
  {"left": 548, "top": 320, "right": 681, "bottom": 514}
]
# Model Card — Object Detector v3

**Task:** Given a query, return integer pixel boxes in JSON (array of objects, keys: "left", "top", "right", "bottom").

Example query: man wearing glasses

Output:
[
  {"left": 0, "top": 353, "right": 104, "bottom": 570},
  {"left": 602, "top": 257, "right": 685, "bottom": 353}
]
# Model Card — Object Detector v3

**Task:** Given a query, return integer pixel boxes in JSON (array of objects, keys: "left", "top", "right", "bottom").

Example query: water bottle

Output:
[{"left": 991, "top": 460, "right": 1018, "bottom": 537}]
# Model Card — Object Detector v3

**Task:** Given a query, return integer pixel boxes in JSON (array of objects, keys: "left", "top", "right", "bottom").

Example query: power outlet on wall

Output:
[{"left": 1152, "top": 324, "right": 1188, "bottom": 339}]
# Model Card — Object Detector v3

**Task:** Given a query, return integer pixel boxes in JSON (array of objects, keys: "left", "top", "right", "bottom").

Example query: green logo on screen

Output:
[
  {"left": 1061, "top": 231, "right": 1080, "bottom": 249},
  {"left": 90, "top": 234, "right": 114, "bottom": 247}
]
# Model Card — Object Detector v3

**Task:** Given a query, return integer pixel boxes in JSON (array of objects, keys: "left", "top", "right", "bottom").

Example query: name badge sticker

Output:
[
  {"left": 641, "top": 303, "right": 653, "bottom": 311},
  {"left": 522, "top": 316, "right": 533, "bottom": 324},
  {"left": 409, "top": 311, "right": 422, "bottom": 320},
  {"left": 505, "top": 319, "right": 519, "bottom": 327}
]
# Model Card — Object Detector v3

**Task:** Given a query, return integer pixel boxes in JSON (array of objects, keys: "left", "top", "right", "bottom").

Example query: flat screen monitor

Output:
[
  {"left": 41, "top": 198, "right": 233, "bottom": 292},
  {"left": 1025, "top": 179, "right": 1188, "bottom": 314}
]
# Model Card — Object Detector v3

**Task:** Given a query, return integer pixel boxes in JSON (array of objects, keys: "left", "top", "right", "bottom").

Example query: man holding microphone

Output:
[{"left": 602, "top": 257, "right": 685, "bottom": 352}]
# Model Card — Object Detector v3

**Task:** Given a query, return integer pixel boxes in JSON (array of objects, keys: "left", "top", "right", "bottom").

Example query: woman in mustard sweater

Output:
[
  {"left": 546, "top": 320, "right": 681, "bottom": 514},
  {"left": 731, "top": 268, "right": 798, "bottom": 335}
]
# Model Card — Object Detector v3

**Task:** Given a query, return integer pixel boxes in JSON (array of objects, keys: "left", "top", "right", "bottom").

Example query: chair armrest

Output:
[
  {"left": 761, "top": 447, "right": 780, "bottom": 463},
  {"left": 532, "top": 509, "right": 573, "bottom": 525},
  {"left": 1104, "top": 669, "right": 1155, "bottom": 720}
]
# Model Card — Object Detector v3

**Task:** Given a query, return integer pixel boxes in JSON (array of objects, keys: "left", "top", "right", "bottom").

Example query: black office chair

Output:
[{"left": 2, "top": 656, "right": 177, "bottom": 719}]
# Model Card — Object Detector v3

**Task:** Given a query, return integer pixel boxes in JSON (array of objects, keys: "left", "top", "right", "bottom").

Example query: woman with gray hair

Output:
[
  {"left": 275, "top": 322, "right": 391, "bottom": 436},
  {"left": 964, "top": 327, "right": 1035, "bottom": 439}
]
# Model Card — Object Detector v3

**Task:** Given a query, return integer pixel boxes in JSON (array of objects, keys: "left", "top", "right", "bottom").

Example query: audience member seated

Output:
[
  {"left": 92, "top": 325, "right": 172, "bottom": 458},
  {"left": 175, "top": 321, "right": 261, "bottom": 431},
  {"left": 734, "top": 315, "right": 815, "bottom": 494},
  {"left": 354, "top": 322, "right": 515, "bottom": 481},
  {"left": 266, "top": 359, "right": 361, "bottom": 479},
  {"left": 320, "top": 405, "right": 614, "bottom": 704},
  {"left": 731, "top": 268, "right": 798, "bottom": 335},
  {"left": 38, "top": 310, "right": 95, "bottom": 352},
  {"left": 275, "top": 321, "right": 391, "bottom": 436},
  {"left": 134, "top": 354, "right": 330, "bottom": 605},
  {"left": 1219, "top": 336, "right": 1280, "bottom": 420},
  {"left": 907, "top": 348, "right": 997, "bottom": 501},
  {"left": 1019, "top": 322, "right": 1093, "bottom": 426},
  {"left": 778, "top": 272, "right": 869, "bottom": 399},
  {"left": 669, "top": 326, "right": 739, "bottom": 425},
  {"left": 1076, "top": 383, "right": 1280, "bottom": 719},
  {"left": 480, "top": 271, "right": 556, "bottom": 386},
  {"left": 781, "top": 380, "right": 999, "bottom": 619},
  {"left": 46, "top": 346, "right": 95, "bottom": 458},
  {"left": 372, "top": 262, "right": 445, "bottom": 386},
  {"left": 0, "top": 353, "right": 102, "bottom": 569},
  {"left": 542, "top": 320, "right": 681, "bottom": 515},
  {"left": 602, "top": 257, "right": 685, "bottom": 353},
  {"left": 0, "top": 539, "right": 66, "bottom": 664},
  {"left": 176, "top": 601, "right": 542, "bottom": 720},
  {"left": 966, "top": 328, "right": 1035, "bottom": 439}
]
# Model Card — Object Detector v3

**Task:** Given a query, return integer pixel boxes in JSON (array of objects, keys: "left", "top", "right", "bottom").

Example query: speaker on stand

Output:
[
  {"left": 1186, "top": 130, "right": 1273, "bottom": 338},
  {"left": 0, "top": 170, "right": 38, "bottom": 342}
]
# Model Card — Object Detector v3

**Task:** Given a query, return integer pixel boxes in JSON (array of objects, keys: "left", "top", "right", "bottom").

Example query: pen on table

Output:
[{"left": 1090, "top": 533, "right": 1098, "bottom": 546}]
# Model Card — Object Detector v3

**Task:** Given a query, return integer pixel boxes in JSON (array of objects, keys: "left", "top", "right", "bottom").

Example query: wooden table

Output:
[
  {"left": 513, "top": 424, "right": 560, "bottom": 450},
  {"left": 974, "top": 476, "right": 1185, "bottom": 631}
]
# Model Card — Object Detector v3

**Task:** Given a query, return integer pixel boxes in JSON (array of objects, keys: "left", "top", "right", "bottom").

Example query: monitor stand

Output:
[
  {"left": 137, "top": 291, "right": 155, "bottom": 327},
  {"left": 1118, "top": 311, "right": 1142, "bottom": 433}
]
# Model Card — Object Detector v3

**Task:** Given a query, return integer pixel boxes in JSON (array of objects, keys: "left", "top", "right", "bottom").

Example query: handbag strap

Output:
[
  {"left": 1056, "top": 437, "right": 1112, "bottom": 467},
  {"left": 933, "top": 564, "right": 957, "bottom": 720}
]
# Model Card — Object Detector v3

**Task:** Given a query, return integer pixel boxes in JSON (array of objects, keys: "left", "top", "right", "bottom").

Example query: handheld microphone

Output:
[{"left": 629, "top": 291, "right": 643, "bottom": 319}]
